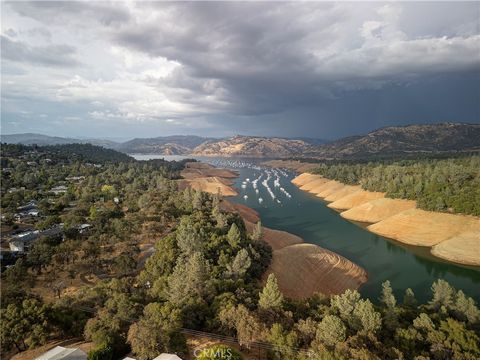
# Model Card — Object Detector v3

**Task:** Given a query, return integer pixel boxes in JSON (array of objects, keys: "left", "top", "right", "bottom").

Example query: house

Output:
[
  {"left": 66, "top": 176, "right": 85, "bottom": 182},
  {"left": 14, "top": 209, "right": 40, "bottom": 221},
  {"left": 9, "top": 230, "right": 40, "bottom": 251},
  {"left": 18, "top": 200, "right": 38, "bottom": 212},
  {"left": 77, "top": 223, "right": 92, "bottom": 234},
  {"left": 50, "top": 185, "right": 68, "bottom": 195},
  {"left": 122, "top": 355, "right": 183, "bottom": 360},
  {"left": 36, "top": 346, "right": 87, "bottom": 360},
  {"left": 15, "top": 200, "right": 40, "bottom": 220},
  {"left": 153, "top": 355, "right": 183, "bottom": 360},
  {"left": 9, "top": 226, "right": 63, "bottom": 252}
]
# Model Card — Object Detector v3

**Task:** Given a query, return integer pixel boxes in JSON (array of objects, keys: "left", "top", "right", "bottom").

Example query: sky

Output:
[{"left": 1, "top": 1, "right": 479, "bottom": 140}]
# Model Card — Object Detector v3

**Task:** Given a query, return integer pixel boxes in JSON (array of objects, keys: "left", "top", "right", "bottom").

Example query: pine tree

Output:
[
  {"left": 380, "top": 280, "right": 397, "bottom": 309},
  {"left": 259, "top": 273, "right": 283, "bottom": 310},
  {"left": 454, "top": 290, "right": 480, "bottom": 324},
  {"left": 168, "top": 252, "right": 209, "bottom": 306},
  {"left": 330, "top": 289, "right": 361, "bottom": 322},
  {"left": 380, "top": 280, "right": 398, "bottom": 331},
  {"left": 315, "top": 315, "right": 346, "bottom": 347},
  {"left": 192, "top": 189, "right": 204, "bottom": 210},
  {"left": 252, "top": 221, "right": 263, "bottom": 241},
  {"left": 351, "top": 299, "right": 382, "bottom": 334},
  {"left": 430, "top": 279, "right": 455, "bottom": 310},
  {"left": 403, "top": 288, "right": 417, "bottom": 308},
  {"left": 227, "top": 223, "right": 242, "bottom": 249},
  {"left": 176, "top": 217, "right": 204, "bottom": 255},
  {"left": 227, "top": 249, "right": 251, "bottom": 278}
]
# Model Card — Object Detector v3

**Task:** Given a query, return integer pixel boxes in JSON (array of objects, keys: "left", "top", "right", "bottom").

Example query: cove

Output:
[
  {"left": 228, "top": 166, "right": 480, "bottom": 304},
  {"left": 133, "top": 155, "right": 480, "bottom": 303}
]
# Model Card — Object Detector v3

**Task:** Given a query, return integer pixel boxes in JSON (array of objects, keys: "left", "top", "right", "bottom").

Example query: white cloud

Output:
[{"left": 1, "top": 1, "right": 479, "bottom": 137}]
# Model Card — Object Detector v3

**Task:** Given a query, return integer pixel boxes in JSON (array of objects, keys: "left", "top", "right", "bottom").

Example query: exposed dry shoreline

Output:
[
  {"left": 223, "top": 201, "right": 367, "bottom": 298},
  {"left": 178, "top": 162, "right": 239, "bottom": 196},
  {"left": 288, "top": 171, "right": 480, "bottom": 267},
  {"left": 179, "top": 162, "right": 368, "bottom": 298}
]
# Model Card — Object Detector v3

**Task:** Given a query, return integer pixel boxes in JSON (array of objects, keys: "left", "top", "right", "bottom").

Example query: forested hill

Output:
[
  {"left": 1, "top": 143, "right": 133, "bottom": 164},
  {"left": 310, "top": 155, "right": 480, "bottom": 216},
  {"left": 306, "top": 123, "right": 480, "bottom": 159},
  {"left": 3, "top": 123, "right": 480, "bottom": 158}
]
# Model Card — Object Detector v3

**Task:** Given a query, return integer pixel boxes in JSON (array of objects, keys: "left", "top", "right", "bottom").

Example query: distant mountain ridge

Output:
[
  {"left": 0, "top": 133, "right": 119, "bottom": 148},
  {"left": 306, "top": 123, "right": 480, "bottom": 159},
  {"left": 192, "top": 135, "right": 314, "bottom": 158},
  {"left": 2, "top": 123, "right": 479, "bottom": 159},
  {"left": 116, "top": 135, "right": 210, "bottom": 154}
]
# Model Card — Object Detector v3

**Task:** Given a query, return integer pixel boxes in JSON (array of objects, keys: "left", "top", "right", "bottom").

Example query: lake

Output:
[{"left": 133, "top": 154, "right": 480, "bottom": 303}]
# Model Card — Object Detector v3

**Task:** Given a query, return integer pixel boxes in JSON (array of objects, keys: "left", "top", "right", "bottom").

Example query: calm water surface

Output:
[{"left": 134, "top": 154, "right": 480, "bottom": 303}]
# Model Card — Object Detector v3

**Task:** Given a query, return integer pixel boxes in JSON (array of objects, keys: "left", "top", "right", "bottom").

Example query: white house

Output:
[
  {"left": 36, "top": 346, "right": 87, "bottom": 360},
  {"left": 50, "top": 185, "right": 68, "bottom": 195},
  {"left": 9, "top": 230, "right": 40, "bottom": 252},
  {"left": 123, "top": 354, "right": 182, "bottom": 360},
  {"left": 153, "top": 354, "right": 183, "bottom": 360}
]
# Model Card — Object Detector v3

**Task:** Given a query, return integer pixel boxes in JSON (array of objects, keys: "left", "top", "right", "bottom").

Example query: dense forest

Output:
[
  {"left": 1, "top": 145, "right": 479, "bottom": 359},
  {"left": 309, "top": 156, "right": 480, "bottom": 216}
]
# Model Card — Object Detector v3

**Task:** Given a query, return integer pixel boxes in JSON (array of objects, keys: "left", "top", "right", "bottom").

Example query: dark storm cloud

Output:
[
  {"left": 2, "top": 1, "right": 479, "bottom": 138},
  {"left": 1, "top": 35, "right": 79, "bottom": 67},
  {"left": 112, "top": 2, "right": 480, "bottom": 118}
]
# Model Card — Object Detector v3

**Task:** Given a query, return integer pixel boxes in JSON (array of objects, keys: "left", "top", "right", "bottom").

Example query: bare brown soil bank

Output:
[
  {"left": 179, "top": 162, "right": 239, "bottom": 197},
  {"left": 223, "top": 200, "right": 366, "bottom": 297},
  {"left": 263, "top": 160, "right": 318, "bottom": 172},
  {"left": 300, "top": 177, "right": 329, "bottom": 191},
  {"left": 291, "top": 173, "right": 319, "bottom": 186},
  {"left": 324, "top": 185, "right": 362, "bottom": 202},
  {"left": 314, "top": 180, "right": 346, "bottom": 198},
  {"left": 221, "top": 200, "right": 260, "bottom": 223},
  {"left": 368, "top": 209, "right": 480, "bottom": 247},
  {"left": 340, "top": 198, "right": 416, "bottom": 223},
  {"left": 291, "top": 173, "right": 480, "bottom": 267},
  {"left": 182, "top": 162, "right": 239, "bottom": 179},
  {"left": 264, "top": 243, "right": 368, "bottom": 299},
  {"left": 327, "top": 190, "right": 385, "bottom": 210},
  {"left": 252, "top": 223, "right": 304, "bottom": 251},
  {"left": 431, "top": 231, "right": 480, "bottom": 267},
  {"left": 178, "top": 177, "right": 238, "bottom": 197}
]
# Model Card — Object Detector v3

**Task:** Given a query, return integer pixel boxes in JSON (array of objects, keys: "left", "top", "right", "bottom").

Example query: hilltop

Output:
[
  {"left": 192, "top": 135, "right": 314, "bottom": 158},
  {"left": 2, "top": 123, "right": 479, "bottom": 159},
  {"left": 115, "top": 135, "right": 209, "bottom": 154},
  {"left": 306, "top": 123, "right": 480, "bottom": 159}
]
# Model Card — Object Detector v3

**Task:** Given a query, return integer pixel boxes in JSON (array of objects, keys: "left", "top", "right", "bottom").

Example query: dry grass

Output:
[{"left": 340, "top": 198, "right": 416, "bottom": 223}]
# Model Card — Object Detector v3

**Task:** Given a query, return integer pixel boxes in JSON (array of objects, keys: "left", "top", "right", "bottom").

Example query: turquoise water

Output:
[{"left": 133, "top": 155, "right": 480, "bottom": 303}]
